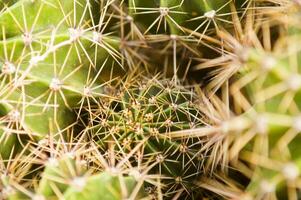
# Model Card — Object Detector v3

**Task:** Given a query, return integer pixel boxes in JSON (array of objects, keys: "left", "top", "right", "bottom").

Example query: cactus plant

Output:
[
  {"left": 2, "top": 0, "right": 301, "bottom": 200},
  {"left": 217, "top": 1, "right": 301, "bottom": 199},
  {"left": 1, "top": 146, "right": 141, "bottom": 200},
  {"left": 76, "top": 74, "right": 228, "bottom": 199},
  {"left": 127, "top": 0, "right": 236, "bottom": 35},
  {"left": 0, "top": 0, "right": 123, "bottom": 143}
]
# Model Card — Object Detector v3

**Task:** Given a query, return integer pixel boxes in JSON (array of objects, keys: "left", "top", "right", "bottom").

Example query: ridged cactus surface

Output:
[
  {"left": 1, "top": 0, "right": 301, "bottom": 200},
  {"left": 79, "top": 76, "right": 209, "bottom": 198}
]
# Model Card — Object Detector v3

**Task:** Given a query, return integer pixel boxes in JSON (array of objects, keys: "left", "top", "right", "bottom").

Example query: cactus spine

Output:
[{"left": 2, "top": 0, "right": 301, "bottom": 200}]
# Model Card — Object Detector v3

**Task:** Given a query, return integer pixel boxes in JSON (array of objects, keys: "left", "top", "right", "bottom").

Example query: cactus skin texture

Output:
[
  {"left": 0, "top": 75, "right": 227, "bottom": 200},
  {"left": 0, "top": 0, "right": 234, "bottom": 199},
  {"left": 0, "top": 127, "right": 17, "bottom": 160},
  {"left": 2, "top": 154, "right": 140, "bottom": 200},
  {"left": 3, "top": 0, "right": 301, "bottom": 200},
  {"left": 0, "top": 0, "right": 123, "bottom": 145},
  {"left": 128, "top": 0, "right": 233, "bottom": 35},
  {"left": 77, "top": 75, "right": 219, "bottom": 199},
  {"left": 225, "top": 2, "right": 301, "bottom": 197},
  {"left": 63, "top": 172, "right": 138, "bottom": 200},
  {"left": 37, "top": 156, "right": 140, "bottom": 200}
]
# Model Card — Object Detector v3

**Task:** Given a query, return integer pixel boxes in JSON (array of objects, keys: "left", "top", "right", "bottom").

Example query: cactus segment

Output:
[
  {"left": 2, "top": 0, "right": 301, "bottom": 200},
  {"left": 78, "top": 76, "right": 216, "bottom": 198},
  {"left": 128, "top": 0, "right": 232, "bottom": 35},
  {"left": 0, "top": 0, "right": 123, "bottom": 139},
  {"left": 0, "top": 126, "right": 17, "bottom": 159},
  {"left": 63, "top": 172, "right": 138, "bottom": 200}
]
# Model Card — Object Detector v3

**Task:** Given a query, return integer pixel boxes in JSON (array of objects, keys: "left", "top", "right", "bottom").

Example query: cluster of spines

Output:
[
  {"left": 2, "top": 0, "right": 301, "bottom": 200},
  {"left": 0, "top": 128, "right": 142, "bottom": 200},
  {"left": 208, "top": 1, "right": 301, "bottom": 199},
  {"left": 0, "top": 0, "right": 123, "bottom": 152},
  {"left": 78, "top": 76, "right": 211, "bottom": 199}
]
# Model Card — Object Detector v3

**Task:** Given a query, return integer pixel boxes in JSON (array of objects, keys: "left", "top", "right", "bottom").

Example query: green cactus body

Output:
[
  {"left": 0, "top": 0, "right": 89, "bottom": 38},
  {"left": 0, "top": 0, "right": 18, "bottom": 11},
  {"left": 0, "top": 0, "right": 123, "bottom": 140},
  {"left": 128, "top": 0, "right": 232, "bottom": 35},
  {"left": 2, "top": 155, "right": 141, "bottom": 200},
  {"left": 63, "top": 172, "right": 138, "bottom": 200},
  {"left": 80, "top": 76, "right": 210, "bottom": 199},
  {"left": 37, "top": 156, "right": 82, "bottom": 197},
  {"left": 2, "top": 0, "right": 300, "bottom": 200},
  {"left": 0, "top": 126, "right": 17, "bottom": 159},
  {"left": 229, "top": 42, "right": 301, "bottom": 198},
  {"left": 29, "top": 151, "right": 140, "bottom": 200}
]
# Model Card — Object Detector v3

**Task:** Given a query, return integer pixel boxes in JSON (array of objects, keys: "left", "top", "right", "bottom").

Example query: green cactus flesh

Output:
[
  {"left": 77, "top": 76, "right": 213, "bottom": 199},
  {"left": 128, "top": 0, "right": 233, "bottom": 34},
  {"left": 1, "top": 0, "right": 301, "bottom": 200},
  {"left": 0, "top": 0, "right": 123, "bottom": 140}
]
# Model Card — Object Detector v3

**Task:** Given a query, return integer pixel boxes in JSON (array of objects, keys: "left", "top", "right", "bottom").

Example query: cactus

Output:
[
  {"left": 77, "top": 74, "right": 223, "bottom": 199},
  {"left": 0, "top": 0, "right": 123, "bottom": 145},
  {"left": 0, "top": 73, "right": 231, "bottom": 199},
  {"left": 37, "top": 155, "right": 140, "bottom": 200},
  {"left": 0, "top": 123, "right": 145, "bottom": 199},
  {"left": 3, "top": 0, "right": 301, "bottom": 200},
  {"left": 1, "top": 149, "right": 141, "bottom": 200},
  {"left": 219, "top": 1, "right": 301, "bottom": 199},
  {"left": 120, "top": 0, "right": 247, "bottom": 79},
  {"left": 127, "top": 0, "right": 235, "bottom": 35},
  {"left": 63, "top": 172, "right": 139, "bottom": 200},
  {"left": 227, "top": 46, "right": 301, "bottom": 199}
]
